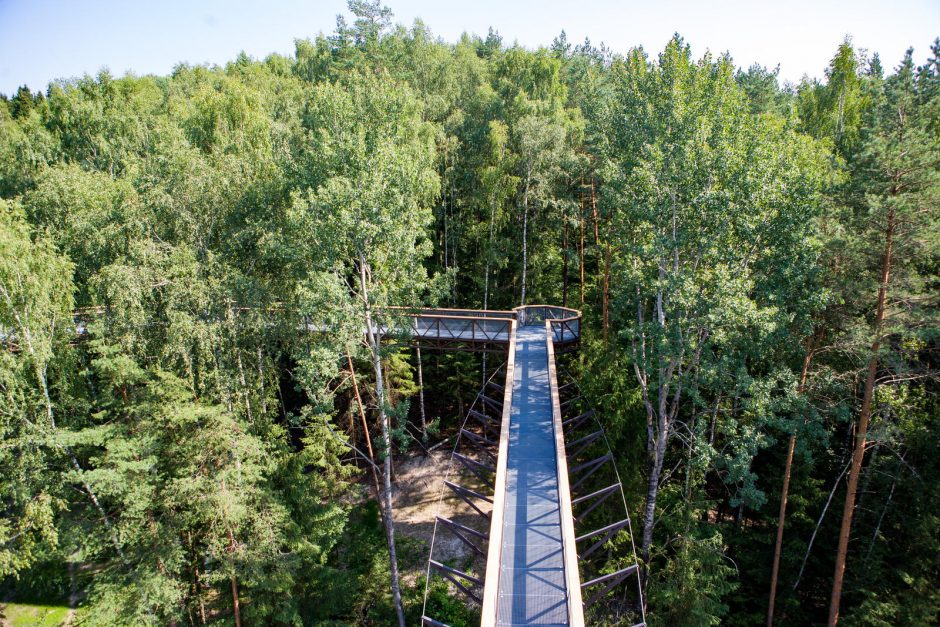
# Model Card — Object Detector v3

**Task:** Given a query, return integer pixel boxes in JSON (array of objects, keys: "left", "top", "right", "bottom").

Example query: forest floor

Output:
[
  {"left": 391, "top": 449, "right": 491, "bottom": 584},
  {"left": 0, "top": 603, "right": 74, "bottom": 627}
]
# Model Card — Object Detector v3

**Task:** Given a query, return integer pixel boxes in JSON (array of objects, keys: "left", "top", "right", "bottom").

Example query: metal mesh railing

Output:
[
  {"left": 395, "top": 305, "right": 581, "bottom": 349},
  {"left": 409, "top": 316, "right": 513, "bottom": 342}
]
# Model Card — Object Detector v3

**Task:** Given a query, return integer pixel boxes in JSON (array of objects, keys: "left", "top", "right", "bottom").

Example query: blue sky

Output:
[{"left": 1, "top": 0, "right": 938, "bottom": 95}]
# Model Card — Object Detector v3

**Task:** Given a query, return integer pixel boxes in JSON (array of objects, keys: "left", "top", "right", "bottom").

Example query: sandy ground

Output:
[{"left": 392, "top": 448, "right": 493, "bottom": 583}]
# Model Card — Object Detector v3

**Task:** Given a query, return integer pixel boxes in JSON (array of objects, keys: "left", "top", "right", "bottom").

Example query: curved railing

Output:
[
  {"left": 514, "top": 305, "right": 581, "bottom": 347},
  {"left": 513, "top": 304, "right": 579, "bottom": 324},
  {"left": 388, "top": 305, "right": 581, "bottom": 349},
  {"left": 549, "top": 312, "right": 581, "bottom": 347}
]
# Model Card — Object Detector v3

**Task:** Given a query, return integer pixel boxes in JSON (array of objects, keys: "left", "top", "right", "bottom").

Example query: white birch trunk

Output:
[{"left": 358, "top": 253, "right": 406, "bottom": 627}]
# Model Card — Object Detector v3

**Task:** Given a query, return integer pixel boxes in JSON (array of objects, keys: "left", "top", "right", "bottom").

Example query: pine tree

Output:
[
  {"left": 294, "top": 70, "right": 439, "bottom": 626},
  {"left": 828, "top": 48, "right": 940, "bottom": 625}
]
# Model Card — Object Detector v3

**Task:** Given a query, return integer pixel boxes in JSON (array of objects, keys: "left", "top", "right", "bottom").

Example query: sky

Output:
[{"left": 0, "top": 0, "right": 938, "bottom": 95}]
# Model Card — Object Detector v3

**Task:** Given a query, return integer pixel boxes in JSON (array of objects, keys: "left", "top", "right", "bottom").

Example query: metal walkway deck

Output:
[{"left": 495, "top": 324, "right": 577, "bottom": 625}]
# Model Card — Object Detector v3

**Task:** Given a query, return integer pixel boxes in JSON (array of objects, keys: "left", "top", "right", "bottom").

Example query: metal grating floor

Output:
[{"left": 497, "top": 324, "right": 569, "bottom": 626}]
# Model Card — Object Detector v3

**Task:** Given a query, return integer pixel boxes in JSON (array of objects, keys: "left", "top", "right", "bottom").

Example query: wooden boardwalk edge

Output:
[
  {"left": 480, "top": 319, "right": 517, "bottom": 625},
  {"left": 546, "top": 320, "right": 586, "bottom": 626}
]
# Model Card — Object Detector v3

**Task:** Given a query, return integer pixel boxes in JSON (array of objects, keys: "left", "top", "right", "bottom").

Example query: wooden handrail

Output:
[
  {"left": 480, "top": 319, "right": 517, "bottom": 626},
  {"left": 389, "top": 305, "right": 516, "bottom": 319},
  {"left": 516, "top": 303, "right": 580, "bottom": 315},
  {"left": 546, "top": 320, "right": 586, "bottom": 626}
]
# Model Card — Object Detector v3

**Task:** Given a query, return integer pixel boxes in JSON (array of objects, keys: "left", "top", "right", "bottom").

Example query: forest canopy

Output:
[{"left": 1, "top": 2, "right": 938, "bottom": 625}]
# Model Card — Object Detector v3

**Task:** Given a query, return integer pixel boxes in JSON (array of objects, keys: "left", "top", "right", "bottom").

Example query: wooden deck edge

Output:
[
  {"left": 546, "top": 321, "right": 586, "bottom": 627},
  {"left": 480, "top": 319, "right": 517, "bottom": 626}
]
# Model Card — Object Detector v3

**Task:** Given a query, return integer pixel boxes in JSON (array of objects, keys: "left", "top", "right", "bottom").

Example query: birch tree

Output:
[
  {"left": 601, "top": 38, "right": 827, "bottom": 575},
  {"left": 0, "top": 201, "right": 73, "bottom": 577},
  {"left": 296, "top": 70, "right": 439, "bottom": 626}
]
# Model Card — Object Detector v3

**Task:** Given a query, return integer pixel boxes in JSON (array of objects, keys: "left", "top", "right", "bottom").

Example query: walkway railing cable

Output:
[{"left": 559, "top": 365, "right": 648, "bottom": 626}]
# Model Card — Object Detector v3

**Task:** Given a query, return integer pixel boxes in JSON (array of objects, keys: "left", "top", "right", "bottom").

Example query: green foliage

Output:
[
  {"left": 797, "top": 39, "right": 866, "bottom": 155},
  {"left": 0, "top": 8, "right": 937, "bottom": 625},
  {"left": 647, "top": 529, "right": 738, "bottom": 626},
  {"left": 0, "top": 202, "right": 73, "bottom": 578},
  {"left": 0, "top": 602, "right": 72, "bottom": 627},
  {"left": 296, "top": 69, "right": 439, "bottom": 288},
  {"left": 408, "top": 576, "right": 480, "bottom": 626}
]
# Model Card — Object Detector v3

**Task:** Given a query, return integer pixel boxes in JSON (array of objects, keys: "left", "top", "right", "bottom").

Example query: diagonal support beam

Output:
[
  {"left": 570, "top": 452, "right": 612, "bottom": 493},
  {"left": 454, "top": 452, "right": 495, "bottom": 487},
  {"left": 468, "top": 408, "right": 498, "bottom": 434},
  {"left": 421, "top": 616, "right": 450, "bottom": 627},
  {"left": 479, "top": 394, "right": 503, "bottom": 414},
  {"left": 460, "top": 429, "right": 497, "bottom": 462},
  {"left": 561, "top": 395, "right": 583, "bottom": 411},
  {"left": 567, "top": 429, "right": 604, "bottom": 460},
  {"left": 572, "top": 483, "right": 620, "bottom": 523},
  {"left": 563, "top": 409, "right": 595, "bottom": 433},
  {"left": 429, "top": 559, "right": 483, "bottom": 604},
  {"left": 576, "top": 518, "right": 631, "bottom": 560},
  {"left": 461, "top": 428, "right": 496, "bottom": 449},
  {"left": 436, "top": 515, "right": 487, "bottom": 557},
  {"left": 581, "top": 564, "right": 640, "bottom": 609},
  {"left": 445, "top": 480, "right": 492, "bottom": 520},
  {"left": 486, "top": 379, "right": 504, "bottom": 394}
]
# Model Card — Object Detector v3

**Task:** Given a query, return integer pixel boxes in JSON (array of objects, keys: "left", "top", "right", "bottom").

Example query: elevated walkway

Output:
[
  {"left": 421, "top": 305, "right": 645, "bottom": 626},
  {"left": 487, "top": 323, "right": 582, "bottom": 625},
  {"left": 54, "top": 302, "right": 639, "bottom": 624},
  {"left": 402, "top": 306, "right": 579, "bottom": 353}
]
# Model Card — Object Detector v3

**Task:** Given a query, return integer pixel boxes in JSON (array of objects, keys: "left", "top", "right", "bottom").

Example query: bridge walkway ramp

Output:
[{"left": 497, "top": 323, "right": 570, "bottom": 625}]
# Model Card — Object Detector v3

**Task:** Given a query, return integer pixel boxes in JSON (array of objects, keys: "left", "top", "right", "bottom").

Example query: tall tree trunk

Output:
[
  {"left": 767, "top": 348, "right": 815, "bottom": 625},
  {"left": 417, "top": 346, "right": 427, "bottom": 441},
  {"left": 230, "top": 574, "right": 241, "bottom": 625},
  {"left": 598, "top": 180, "right": 609, "bottom": 338},
  {"left": 641, "top": 413, "right": 669, "bottom": 564},
  {"left": 443, "top": 179, "right": 449, "bottom": 275},
  {"left": 257, "top": 347, "right": 268, "bottom": 416},
  {"left": 636, "top": 270, "right": 698, "bottom": 579},
  {"left": 226, "top": 301, "right": 253, "bottom": 427},
  {"left": 562, "top": 213, "right": 569, "bottom": 307},
  {"left": 483, "top": 199, "right": 496, "bottom": 384},
  {"left": 346, "top": 347, "right": 383, "bottom": 504},
  {"left": 580, "top": 202, "right": 585, "bottom": 306},
  {"left": 602, "top": 241, "right": 611, "bottom": 341},
  {"left": 191, "top": 530, "right": 208, "bottom": 625},
  {"left": 227, "top": 529, "right": 242, "bottom": 627},
  {"left": 828, "top": 208, "right": 895, "bottom": 626},
  {"left": 358, "top": 254, "right": 407, "bottom": 627},
  {"left": 520, "top": 178, "right": 530, "bottom": 306},
  {"left": 236, "top": 349, "right": 253, "bottom": 425},
  {"left": 590, "top": 177, "right": 600, "bottom": 245}
]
